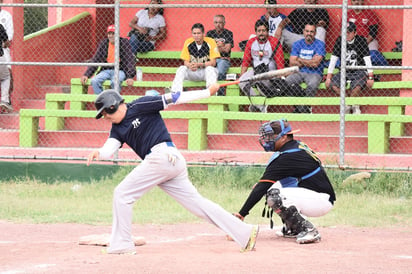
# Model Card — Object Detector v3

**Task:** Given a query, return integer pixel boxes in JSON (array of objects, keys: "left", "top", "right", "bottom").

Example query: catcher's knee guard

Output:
[
  {"left": 266, "top": 187, "right": 283, "bottom": 210},
  {"left": 266, "top": 188, "right": 315, "bottom": 235}
]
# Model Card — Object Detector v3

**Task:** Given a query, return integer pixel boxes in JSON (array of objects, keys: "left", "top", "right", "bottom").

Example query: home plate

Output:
[{"left": 78, "top": 234, "right": 146, "bottom": 246}]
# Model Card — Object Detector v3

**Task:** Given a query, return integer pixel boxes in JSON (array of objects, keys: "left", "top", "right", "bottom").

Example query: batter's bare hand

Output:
[
  {"left": 168, "top": 153, "right": 177, "bottom": 165},
  {"left": 208, "top": 83, "right": 220, "bottom": 96},
  {"left": 87, "top": 150, "right": 99, "bottom": 166}
]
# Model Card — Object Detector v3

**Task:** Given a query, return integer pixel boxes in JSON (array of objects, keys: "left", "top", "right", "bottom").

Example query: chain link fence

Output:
[{"left": 0, "top": 0, "right": 410, "bottom": 169}]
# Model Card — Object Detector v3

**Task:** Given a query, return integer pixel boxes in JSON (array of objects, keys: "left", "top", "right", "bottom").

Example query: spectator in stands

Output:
[
  {"left": 0, "top": 24, "right": 11, "bottom": 113},
  {"left": 325, "top": 22, "right": 374, "bottom": 115},
  {"left": 348, "top": 0, "right": 388, "bottom": 67},
  {"left": 239, "top": 19, "right": 285, "bottom": 113},
  {"left": 274, "top": 0, "right": 329, "bottom": 50},
  {"left": 206, "top": 14, "right": 234, "bottom": 96},
  {"left": 81, "top": 25, "right": 136, "bottom": 94},
  {"left": 239, "top": 0, "right": 287, "bottom": 51},
  {"left": 0, "top": 1, "right": 13, "bottom": 102},
  {"left": 170, "top": 23, "right": 219, "bottom": 93},
  {"left": 128, "top": 0, "right": 166, "bottom": 54},
  {"left": 285, "top": 23, "right": 326, "bottom": 113},
  {"left": 260, "top": 0, "right": 288, "bottom": 37}
]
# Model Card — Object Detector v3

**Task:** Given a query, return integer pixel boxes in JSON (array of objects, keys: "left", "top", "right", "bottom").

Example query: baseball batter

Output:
[{"left": 87, "top": 83, "right": 258, "bottom": 254}]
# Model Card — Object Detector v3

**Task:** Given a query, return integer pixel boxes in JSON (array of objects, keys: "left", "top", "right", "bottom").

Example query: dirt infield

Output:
[{"left": 1, "top": 221, "right": 411, "bottom": 274}]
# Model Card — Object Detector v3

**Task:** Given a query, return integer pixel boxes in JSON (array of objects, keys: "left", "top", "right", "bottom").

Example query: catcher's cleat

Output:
[
  {"left": 296, "top": 227, "right": 321, "bottom": 244},
  {"left": 241, "top": 225, "right": 259, "bottom": 252}
]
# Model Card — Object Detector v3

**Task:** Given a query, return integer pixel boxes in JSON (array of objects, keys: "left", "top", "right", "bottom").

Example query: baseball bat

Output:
[{"left": 219, "top": 66, "right": 299, "bottom": 87}]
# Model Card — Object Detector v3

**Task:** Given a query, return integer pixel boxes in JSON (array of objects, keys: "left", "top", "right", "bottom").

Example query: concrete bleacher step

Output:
[
  {"left": 0, "top": 129, "right": 19, "bottom": 146},
  {"left": 19, "top": 99, "right": 45, "bottom": 110},
  {"left": 0, "top": 113, "right": 19, "bottom": 129},
  {"left": 22, "top": 85, "right": 71, "bottom": 100},
  {"left": 63, "top": 117, "right": 189, "bottom": 132}
]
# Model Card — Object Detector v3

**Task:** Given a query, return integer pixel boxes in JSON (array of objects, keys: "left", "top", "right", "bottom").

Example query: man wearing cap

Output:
[
  {"left": 325, "top": 22, "right": 374, "bottom": 114},
  {"left": 232, "top": 119, "right": 335, "bottom": 244},
  {"left": 81, "top": 25, "right": 136, "bottom": 94},
  {"left": 260, "top": 0, "right": 288, "bottom": 37}
]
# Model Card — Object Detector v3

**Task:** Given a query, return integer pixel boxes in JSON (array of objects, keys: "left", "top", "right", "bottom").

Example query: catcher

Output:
[{"left": 233, "top": 119, "right": 336, "bottom": 243}]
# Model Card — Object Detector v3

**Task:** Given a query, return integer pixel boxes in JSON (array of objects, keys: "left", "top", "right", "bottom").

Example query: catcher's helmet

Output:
[
  {"left": 94, "top": 89, "right": 125, "bottom": 119},
  {"left": 258, "top": 119, "right": 300, "bottom": 151}
]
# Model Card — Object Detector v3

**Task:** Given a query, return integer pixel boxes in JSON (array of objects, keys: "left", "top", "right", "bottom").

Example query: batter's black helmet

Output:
[{"left": 94, "top": 89, "right": 125, "bottom": 119}]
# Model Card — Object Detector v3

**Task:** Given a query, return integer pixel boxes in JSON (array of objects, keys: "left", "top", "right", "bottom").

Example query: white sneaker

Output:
[
  {"left": 0, "top": 101, "right": 13, "bottom": 113},
  {"left": 352, "top": 105, "right": 361, "bottom": 115},
  {"left": 344, "top": 105, "right": 352, "bottom": 114}
]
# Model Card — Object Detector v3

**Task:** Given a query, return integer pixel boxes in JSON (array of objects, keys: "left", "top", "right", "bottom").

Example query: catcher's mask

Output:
[
  {"left": 94, "top": 89, "right": 125, "bottom": 119},
  {"left": 258, "top": 119, "right": 300, "bottom": 152}
]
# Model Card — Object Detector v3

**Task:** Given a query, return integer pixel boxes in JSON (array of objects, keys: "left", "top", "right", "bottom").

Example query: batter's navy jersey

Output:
[
  {"left": 260, "top": 140, "right": 336, "bottom": 204},
  {"left": 109, "top": 96, "right": 172, "bottom": 159}
]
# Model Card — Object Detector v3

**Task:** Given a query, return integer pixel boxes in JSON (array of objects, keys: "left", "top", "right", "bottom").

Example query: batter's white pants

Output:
[
  {"left": 108, "top": 142, "right": 255, "bottom": 253},
  {"left": 282, "top": 27, "right": 326, "bottom": 49},
  {"left": 0, "top": 56, "right": 10, "bottom": 102},
  {"left": 269, "top": 182, "right": 333, "bottom": 217},
  {"left": 171, "top": 65, "right": 218, "bottom": 92}
]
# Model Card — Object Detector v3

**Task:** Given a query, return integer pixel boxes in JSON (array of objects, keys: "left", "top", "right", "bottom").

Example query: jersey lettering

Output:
[{"left": 132, "top": 118, "right": 141, "bottom": 129}]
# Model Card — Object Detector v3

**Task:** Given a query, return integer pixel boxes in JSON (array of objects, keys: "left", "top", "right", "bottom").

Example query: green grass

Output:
[{"left": 0, "top": 166, "right": 411, "bottom": 228}]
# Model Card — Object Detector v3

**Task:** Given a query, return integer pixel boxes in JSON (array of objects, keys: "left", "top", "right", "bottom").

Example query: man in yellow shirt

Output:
[{"left": 171, "top": 23, "right": 220, "bottom": 92}]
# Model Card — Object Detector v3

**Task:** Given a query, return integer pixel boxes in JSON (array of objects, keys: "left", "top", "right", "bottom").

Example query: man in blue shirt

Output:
[{"left": 285, "top": 23, "right": 325, "bottom": 113}]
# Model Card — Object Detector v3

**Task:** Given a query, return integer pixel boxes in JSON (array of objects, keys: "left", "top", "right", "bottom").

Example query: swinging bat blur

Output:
[{"left": 219, "top": 66, "right": 299, "bottom": 87}]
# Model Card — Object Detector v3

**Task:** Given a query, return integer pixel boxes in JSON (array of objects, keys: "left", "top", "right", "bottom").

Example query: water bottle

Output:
[{"left": 136, "top": 67, "right": 143, "bottom": 81}]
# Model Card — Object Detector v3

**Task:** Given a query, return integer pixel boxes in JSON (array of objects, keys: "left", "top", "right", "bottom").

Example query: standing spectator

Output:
[
  {"left": 128, "top": 0, "right": 166, "bottom": 54},
  {"left": 170, "top": 23, "right": 219, "bottom": 92},
  {"left": 274, "top": 0, "right": 329, "bottom": 50},
  {"left": 232, "top": 119, "right": 335, "bottom": 244},
  {"left": 206, "top": 14, "right": 234, "bottom": 96},
  {"left": 81, "top": 25, "right": 136, "bottom": 94},
  {"left": 325, "top": 22, "right": 374, "bottom": 114},
  {"left": 348, "top": 0, "right": 388, "bottom": 67},
  {"left": 0, "top": 0, "right": 13, "bottom": 98},
  {"left": 87, "top": 84, "right": 259, "bottom": 254},
  {"left": 239, "top": 19, "right": 285, "bottom": 113},
  {"left": 0, "top": 24, "right": 11, "bottom": 113},
  {"left": 260, "top": 0, "right": 288, "bottom": 37},
  {"left": 285, "top": 23, "right": 326, "bottom": 113}
]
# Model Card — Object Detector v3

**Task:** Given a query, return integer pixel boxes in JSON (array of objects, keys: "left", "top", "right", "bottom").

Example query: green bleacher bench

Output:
[
  {"left": 45, "top": 93, "right": 412, "bottom": 136},
  {"left": 69, "top": 78, "right": 240, "bottom": 111},
  {"left": 20, "top": 107, "right": 412, "bottom": 154},
  {"left": 136, "top": 51, "right": 402, "bottom": 61},
  {"left": 19, "top": 109, "right": 210, "bottom": 150}
]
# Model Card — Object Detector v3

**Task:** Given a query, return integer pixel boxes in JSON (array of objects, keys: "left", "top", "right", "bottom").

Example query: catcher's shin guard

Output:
[{"left": 266, "top": 188, "right": 319, "bottom": 242}]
